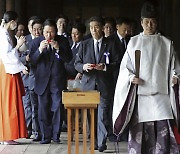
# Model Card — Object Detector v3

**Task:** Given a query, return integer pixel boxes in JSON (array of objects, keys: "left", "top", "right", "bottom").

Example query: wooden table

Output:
[{"left": 62, "top": 90, "right": 100, "bottom": 154}]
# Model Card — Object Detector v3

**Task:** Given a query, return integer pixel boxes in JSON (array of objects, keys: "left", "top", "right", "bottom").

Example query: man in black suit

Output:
[
  {"left": 26, "top": 16, "right": 40, "bottom": 44},
  {"left": 30, "top": 19, "right": 72, "bottom": 144},
  {"left": 65, "top": 22, "right": 86, "bottom": 79},
  {"left": 56, "top": 14, "right": 70, "bottom": 38},
  {"left": 108, "top": 17, "right": 132, "bottom": 142},
  {"left": 109, "top": 17, "right": 132, "bottom": 85},
  {"left": 103, "top": 17, "right": 116, "bottom": 38},
  {"left": 74, "top": 16, "right": 119, "bottom": 152}
]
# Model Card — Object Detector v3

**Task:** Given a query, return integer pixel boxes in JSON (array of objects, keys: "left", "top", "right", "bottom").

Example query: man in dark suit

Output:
[
  {"left": 74, "top": 16, "right": 119, "bottom": 152},
  {"left": 108, "top": 17, "right": 132, "bottom": 142},
  {"left": 30, "top": 19, "right": 72, "bottom": 144},
  {"left": 56, "top": 14, "right": 70, "bottom": 38},
  {"left": 20, "top": 16, "right": 42, "bottom": 141},
  {"left": 109, "top": 17, "right": 132, "bottom": 85},
  {"left": 65, "top": 22, "right": 86, "bottom": 79},
  {"left": 26, "top": 16, "right": 40, "bottom": 44},
  {"left": 103, "top": 17, "right": 116, "bottom": 38}
]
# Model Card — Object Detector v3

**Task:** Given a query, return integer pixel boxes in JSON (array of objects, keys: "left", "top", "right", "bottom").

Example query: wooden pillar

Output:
[
  {"left": 15, "top": 0, "right": 21, "bottom": 15},
  {"left": 6, "top": 0, "right": 15, "bottom": 11},
  {"left": 172, "top": 0, "right": 180, "bottom": 52},
  {"left": 14, "top": 0, "right": 26, "bottom": 24},
  {"left": 0, "top": 0, "right": 6, "bottom": 19}
]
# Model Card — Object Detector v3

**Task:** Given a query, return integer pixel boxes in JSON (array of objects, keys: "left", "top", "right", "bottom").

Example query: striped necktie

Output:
[
  {"left": 72, "top": 43, "right": 77, "bottom": 52},
  {"left": 95, "top": 41, "right": 99, "bottom": 63}
]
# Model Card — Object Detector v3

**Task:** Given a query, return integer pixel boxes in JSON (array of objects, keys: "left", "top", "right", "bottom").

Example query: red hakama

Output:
[{"left": 0, "top": 60, "right": 27, "bottom": 141}]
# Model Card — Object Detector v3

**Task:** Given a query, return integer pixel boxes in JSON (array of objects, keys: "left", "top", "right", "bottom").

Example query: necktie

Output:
[
  {"left": 95, "top": 41, "right": 99, "bottom": 63},
  {"left": 47, "top": 44, "right": 52, "bottom": 51},
  {"left": 71, "top": 43, "right": 77, "bottom": 52},
  {"left": 47, "top": 44, "right": 52, "bottom": 61},
  {"left": 121, "top": 38, "right": 126, "bottom": 51}
]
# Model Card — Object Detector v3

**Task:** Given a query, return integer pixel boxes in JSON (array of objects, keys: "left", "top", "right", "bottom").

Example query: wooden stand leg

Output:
[
  {"left": 75, "top": 109, "right": 79, "bottom": 154},
  {"left": 67, "top": 108, "right": 72, "bottom": 154},
  {"left": 71, "top": 110, "right": 74, "bottom": 141},
  {"left": 90, "top": 108, "right": 95, "bottom": 154},
  {"left": 83, "top": 109, "right": 87, "bottom": 154}
]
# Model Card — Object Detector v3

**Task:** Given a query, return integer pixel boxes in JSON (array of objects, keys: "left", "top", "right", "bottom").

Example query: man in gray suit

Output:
[
  {"left": 20, "top": 17, "right": 42, "bottom": 141},
  {"left": 74, "top": 16, "right": 119, "bottom": 152}
]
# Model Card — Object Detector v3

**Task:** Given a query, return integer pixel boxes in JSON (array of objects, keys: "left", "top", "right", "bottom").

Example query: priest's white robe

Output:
[
  {"left": 113, "top": 32, "right": 180, "bottom": 135},
  {"left": 0, "top": 27, "right": 25, "bottom": 74}
]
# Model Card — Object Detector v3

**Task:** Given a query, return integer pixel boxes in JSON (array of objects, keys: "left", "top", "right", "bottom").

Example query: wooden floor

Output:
[{"left": 0, "top": 132, "right": 128, "bottom": 154}]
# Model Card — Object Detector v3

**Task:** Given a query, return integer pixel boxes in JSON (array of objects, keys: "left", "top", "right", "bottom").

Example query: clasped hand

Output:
[
  {"left": 39, "top": 40, "right": 59, "bottom": 52},
  {"left": 131, "top": 77, "right": 144, "bottom": 85},
  {"left": 83, "top": 63, "right": 105, "bottom": 72},
  {"left": 22, "top": 66, "right": 29, "bottom": 75},
  {"left": 16, "top": 36, "right": 26, "bottom": 49},
  {"left": 172, "top": 76, "right": 178, "bottom": 85}
]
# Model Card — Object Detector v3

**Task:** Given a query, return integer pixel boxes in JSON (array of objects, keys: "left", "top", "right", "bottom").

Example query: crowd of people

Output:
[{"left": 0, "top": 1, "right": 180, "bottom": 153}]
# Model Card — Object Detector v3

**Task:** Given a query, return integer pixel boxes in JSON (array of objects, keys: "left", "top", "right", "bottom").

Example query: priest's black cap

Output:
[{"left": 141, "top": 1, "right": 157, "bottom": 18}]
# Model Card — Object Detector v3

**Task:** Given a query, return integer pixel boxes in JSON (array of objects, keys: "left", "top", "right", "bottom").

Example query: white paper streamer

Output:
[
  {"left": 1, "top": 19, "right": 5, "bottom": 27},
  {"left": 104, "top": 52, "right": 110, "bottom": 64}
]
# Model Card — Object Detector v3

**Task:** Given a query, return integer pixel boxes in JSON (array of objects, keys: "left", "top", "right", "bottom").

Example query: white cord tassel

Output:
[{"left": 104, "top": 52, "right": 110, "bottom": 64}]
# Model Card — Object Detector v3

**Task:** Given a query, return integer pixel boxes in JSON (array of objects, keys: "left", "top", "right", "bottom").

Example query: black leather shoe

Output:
[
  {"left": 33, "top": 135, "right": 41, "bottom": 141},
  {"left": 40, "top": 139, "right": 51, "bottom": 144},
  {"left": 98, "top": 145, "right": 107, "bottom": 152},
  {"left": 61, "top": 123, "right": 67, "bottom": 132},
  {"left": 94, "top": 144, "right": 98, "bottom": 150},
  {"left": 53, "top": 138, "right": 60, "bottom": 143}
]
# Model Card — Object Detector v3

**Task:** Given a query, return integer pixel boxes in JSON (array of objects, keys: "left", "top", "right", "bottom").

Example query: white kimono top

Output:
[
  {"left": 0, "top": 27, "right": 25, "bottom": 74},
  {"left": 113, "top": 32, "right": 180, "bottom": 126}
]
